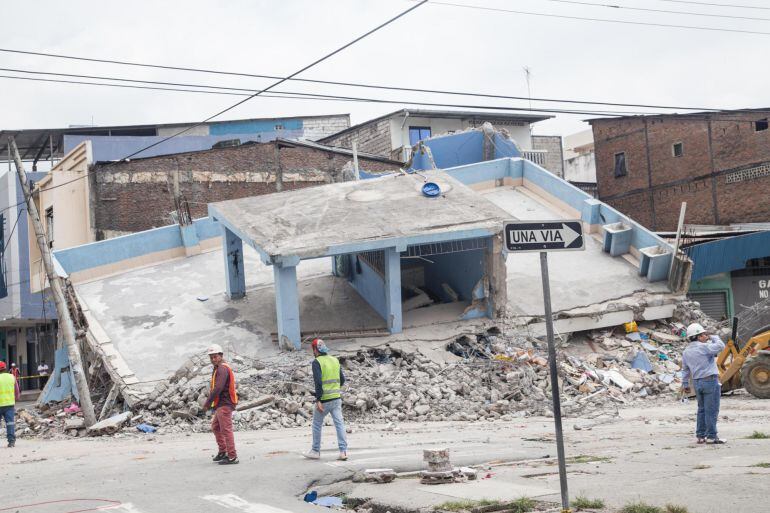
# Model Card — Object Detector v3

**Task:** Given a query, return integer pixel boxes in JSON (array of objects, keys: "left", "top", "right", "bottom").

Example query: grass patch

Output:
[
  {"left": 750, "top": 462, "right": 770, "bottom": 468},
  {"left": 567, "top": 454, "right": 612, "bottom": 464},
  {"left": 620, "top": 503, "right": 689, "bottom": 513},
  {"left": 434, "top": 499, "right": 500, "bottom": 512},
  {"left": 434, "top": 497, "right": 535, "bottom": 513},
  {"left": 507, "top": 497, "right": 536, "bottom": 513},
  {"left": 693, "top": 464, "right": 711, "bottom": 470},
  {"left": 745, "top": 431, "right": 770, "bottom": 439},
  {"left": 572, "top": 496, "right": 605, "bottom": 509},
  {"left": 664, "top": 505, "right": 690, "bottom": 513},
  {"left": 620, "top": 502, "right": 662, "bottom": 513}
]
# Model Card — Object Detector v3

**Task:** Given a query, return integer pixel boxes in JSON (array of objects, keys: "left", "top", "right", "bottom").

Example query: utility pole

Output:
[{"left": 8, "top": 137, "right": 97, "bottom": 426}]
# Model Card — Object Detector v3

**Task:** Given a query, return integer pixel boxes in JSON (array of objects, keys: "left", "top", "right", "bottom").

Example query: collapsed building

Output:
[{"left": 25, "top": 125, "right": 692, "bottom": 432}]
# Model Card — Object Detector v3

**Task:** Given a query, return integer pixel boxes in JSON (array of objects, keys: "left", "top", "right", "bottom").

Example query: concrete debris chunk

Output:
[
  {"left": 87, "top": 411, "right": 131, "bottom": 436},
  {"left": 363, "top": 468, "right": 397, "bottom": 483}
]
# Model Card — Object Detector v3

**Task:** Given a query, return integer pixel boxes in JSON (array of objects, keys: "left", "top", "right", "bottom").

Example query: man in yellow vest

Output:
[
  {"left": 0, "top": 361, "right": 21, "bottom": 448},
  {"left": 304, "top": 338, "right": 348, "bottom": 461}
]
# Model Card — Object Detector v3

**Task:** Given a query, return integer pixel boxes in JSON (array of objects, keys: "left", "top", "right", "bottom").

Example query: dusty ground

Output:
[{"left": 7, "top": 393, "right": 769, "bottom": 513}]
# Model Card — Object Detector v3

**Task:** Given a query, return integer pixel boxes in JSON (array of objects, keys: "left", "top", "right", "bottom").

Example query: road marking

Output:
[
  {"left": 99, "top": 504, "right": 148, "bottom": 513},
  {"left": 202, "top": 494, "right": 295, "bottom": 513}
]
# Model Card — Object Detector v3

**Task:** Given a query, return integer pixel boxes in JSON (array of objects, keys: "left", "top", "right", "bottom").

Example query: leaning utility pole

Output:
[{"left": 8, "top": 137, "right": 97, "bottom": 426}]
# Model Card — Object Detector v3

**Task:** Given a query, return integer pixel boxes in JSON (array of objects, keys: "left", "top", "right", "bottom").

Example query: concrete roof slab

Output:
[{"left": 209, "top": 170, "right": 511, "bottom": 260}]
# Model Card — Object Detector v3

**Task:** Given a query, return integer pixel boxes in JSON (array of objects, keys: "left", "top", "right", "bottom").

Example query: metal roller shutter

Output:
[{"left": 688, "top": 291, "right": 728, "bottom": 321}]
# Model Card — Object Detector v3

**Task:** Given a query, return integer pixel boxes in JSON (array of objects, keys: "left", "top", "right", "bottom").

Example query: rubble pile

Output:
[{"left": 126, "top": 319, "right": 693, "bottom": 435}]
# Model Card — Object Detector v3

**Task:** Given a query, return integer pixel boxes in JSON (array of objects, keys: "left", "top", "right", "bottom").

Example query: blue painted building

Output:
[
  {"left": 685, "top": 229, "right": 770, "bottom": 320},
  {"left": 1, "top": 114, "right": 350, "bottom": 170},
  {"left": 0, "top": 169, "right": 57, "bottom": 387}
]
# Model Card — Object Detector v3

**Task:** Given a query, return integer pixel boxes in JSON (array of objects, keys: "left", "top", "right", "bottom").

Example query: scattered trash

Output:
[
  {"left": 136, "top": 423, "right": 157, "bottom": 433},
  {"left": 196, "top": 296, "right": 209, "bottom": 302},
  {"left": 63, "top": 403, "right": 81, "bottom": 414},
  {"left": 303, "top": 491, "right": 318, "bottom": 503},
  {"left": 313, "top": 496, "right": 343, "bottom": 508},
  {"left": 624, "top": 321, "right": 638, "bottom": 333},
  {"left": 631, "top": 352, "right": 653, "bottom": 373}
]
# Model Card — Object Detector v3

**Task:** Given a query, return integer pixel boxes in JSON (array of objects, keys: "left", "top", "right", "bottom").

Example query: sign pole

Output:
[{"left": 539, "top": 251, "right": 570, "bottom": 513}]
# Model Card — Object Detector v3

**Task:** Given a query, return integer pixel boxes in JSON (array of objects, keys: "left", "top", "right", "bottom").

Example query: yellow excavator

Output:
[{"left": 717, "top": 299, "right": 770, "bottom": 399}]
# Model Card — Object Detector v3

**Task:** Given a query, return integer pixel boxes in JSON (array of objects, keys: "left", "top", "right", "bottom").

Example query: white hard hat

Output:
[
  {"left": 206, "top": 343, "right": 224, "bottom": 355},
  {"left": 686, "top": 323, "right": 706, "bottom": 339}
]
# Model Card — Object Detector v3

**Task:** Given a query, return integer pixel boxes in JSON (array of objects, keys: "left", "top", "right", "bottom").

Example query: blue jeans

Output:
[
  {"left": 0, "top": 406, "right": 15, "bottom": 444},
  {"left": 312, "top": 398, "right": 347, "bottom": 452},
  {"left": 694, "top": 375, "right": 720, "bottom": 439}
]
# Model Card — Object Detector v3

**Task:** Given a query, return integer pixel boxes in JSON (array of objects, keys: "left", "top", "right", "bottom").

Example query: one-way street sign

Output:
[{"left": 504, "top": 220, "right": 584, "bottom": 252}]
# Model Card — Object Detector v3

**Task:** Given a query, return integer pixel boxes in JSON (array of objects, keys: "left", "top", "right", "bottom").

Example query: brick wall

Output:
[
  {"left": 592, "top": 111, "right": 770, "bottom": 231},
  {"left": 301, "top": 115, "right": 351, "bottom": 141},
  {"left": 531, "top": 135, "right": 564, "bottom": 177},
  {"left": 319, "top": 118, "right": 394, "bottom": 158},
  {"left": 89, "top": 141, "right": 401, "bottom": 238}
]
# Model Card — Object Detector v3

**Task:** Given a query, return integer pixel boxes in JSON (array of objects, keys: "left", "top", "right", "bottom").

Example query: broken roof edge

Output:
[
  {"left": 208, "top": 194, "right": 505, "bottom": 263},
  {"left": 91, "top": 136, "right": 403, "bottom": 166},
  {"left": 319, "top": 108, "right": 552, "bottom": 144}
]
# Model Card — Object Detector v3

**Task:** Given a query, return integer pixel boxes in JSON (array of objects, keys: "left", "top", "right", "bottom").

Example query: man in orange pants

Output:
[{"left": 205, "top": 344, "right": 239, "bottom": 465}]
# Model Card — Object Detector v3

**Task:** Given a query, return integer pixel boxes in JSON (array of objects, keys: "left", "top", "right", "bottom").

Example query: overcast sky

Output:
[{"left": 2, "top": 0, "right": 768, "bottom": 140}]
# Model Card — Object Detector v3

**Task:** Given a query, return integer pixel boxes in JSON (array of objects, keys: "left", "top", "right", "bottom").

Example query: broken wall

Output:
[{"left": 89, "top": 142, "right": 402, "bottom": 238}]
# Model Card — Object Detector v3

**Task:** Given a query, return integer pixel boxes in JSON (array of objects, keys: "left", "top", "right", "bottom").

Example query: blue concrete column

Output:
[
  {"left": 222, "top": 227, "right": 245, "bottom": 299},
  {"left": 274, "top": 263, "right": 301, "bottom": 350},
  {"left": 383, "top": 247, "right": 403, "bottom": 334}
]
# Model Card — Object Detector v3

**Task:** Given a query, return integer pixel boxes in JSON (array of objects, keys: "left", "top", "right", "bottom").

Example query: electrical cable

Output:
[
  {"left": 0, "top": 65, "right": 726, "bottom": 112},
  {"left": 1, "top": 207, "right": 25, "bottom": 257},
  {"left": 659, "top": 0, "right": 770, "bottom": 11},
  {"left": 2, "top": 2, "right": 428, "bottom": 215},
  {"left": 416, "top": 0, "right": 770, "bottom": 35},
  {"left": 0, "top": 73, "right": 662, "bottom": 117},
  {"left": 116, "top": 0, "right": 428, "bottom": 161},
  {"left": 545, "top": 0, "right": 770, "bottom": 21},
  {"left": 0, "top": 48, "right": 730, "bottom": 111}
]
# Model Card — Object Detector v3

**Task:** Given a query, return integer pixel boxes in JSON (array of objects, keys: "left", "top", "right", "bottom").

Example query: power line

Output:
[
  {"left": 0, "top": 48, "right": 724, "bottom": 111},
  {"left": 418, "top": 0, "right": 770, "bottom": 35},
  {"left": 0, "top": 65, "right": 729, "bottom": 113},
  {"left": 0, "top": 73, "right": 674, "bottom": 117},
  {"left": 5, "top": 67, "right": 768, "bottom": 122},
  {"left": 118, "top": 0, "right": 428, "bottom": 161},
  {"left": 545, "top": 0, "right": 770, "bottom": 21},
  {"left": 659, "top": 0, "right": 770, "bottom": 11},
  {"left": 2, "top": 2, "right": 428, "bottom": 215}
]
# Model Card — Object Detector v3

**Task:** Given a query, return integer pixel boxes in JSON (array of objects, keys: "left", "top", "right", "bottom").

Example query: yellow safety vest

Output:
[
  {"left": 0, "top": 373, "right": 16, "bottom": 407},
  {"left": 316, "top": 355, "right": 341, "bottom": 401}
]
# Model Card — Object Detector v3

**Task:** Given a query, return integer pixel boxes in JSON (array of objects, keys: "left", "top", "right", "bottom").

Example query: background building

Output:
[
  {"left": 0, "top": 168, "right": 57, "bottom": 389},
  {"left": 319, "top": 109, "right": 565, "bottom": 176},
  {"left": 590, "top": 109, "right": 770, "bottom": 231},
  {"left": 563, "top": 129, "right": 596, "bottom": 195},
  {"left": 0, "top": 114, "right": 351, "bottom": 169}
]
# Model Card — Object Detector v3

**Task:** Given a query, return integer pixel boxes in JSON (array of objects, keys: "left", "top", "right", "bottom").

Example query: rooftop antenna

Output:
[{"left": 523, "top": 66, "right": 532, "bottom": 110}]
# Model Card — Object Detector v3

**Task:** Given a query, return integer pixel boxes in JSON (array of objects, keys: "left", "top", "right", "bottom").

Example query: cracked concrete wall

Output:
[{"left": 487, "top": 235, "right": 508, "bottom": 319}]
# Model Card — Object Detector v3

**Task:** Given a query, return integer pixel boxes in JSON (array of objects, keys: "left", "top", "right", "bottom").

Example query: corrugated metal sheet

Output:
[
  {"left": 687, "top": 230, "right": 770, "bottom": 281},
  {"left": 688, "top": 291, "right": 728, "bottom": 321}
]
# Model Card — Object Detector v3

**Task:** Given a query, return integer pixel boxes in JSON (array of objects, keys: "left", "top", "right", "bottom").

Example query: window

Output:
[
  {"left": 45, "top": 207, "right": 54, "bottom": 249},
  {"left": 274, "top": 124, "right": 284, "bottom": 130},
  {"left": 672, "top": 142, "right": 684, "bottom": 157},
  {"left": 613, "top": 152, "right": 627, "bottom": 177},
  {"left": 408, "top": 126, "right": 432, "bottom": 146},
  {"left": 755, "top": 119, "right": 768, "bottom": 131}
]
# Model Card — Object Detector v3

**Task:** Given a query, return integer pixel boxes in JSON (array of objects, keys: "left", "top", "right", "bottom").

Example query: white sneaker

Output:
[
  {"left": 706, "top": 438, "right": 727, "bottom": 445},
  {"left": 303, "top": 450, "right": 321, "bottom": 460}
]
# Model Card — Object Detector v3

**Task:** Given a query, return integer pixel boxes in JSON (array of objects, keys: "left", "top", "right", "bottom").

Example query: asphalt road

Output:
[{"left": 6, "top": 394, "right": 769, "bottom": 513}]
